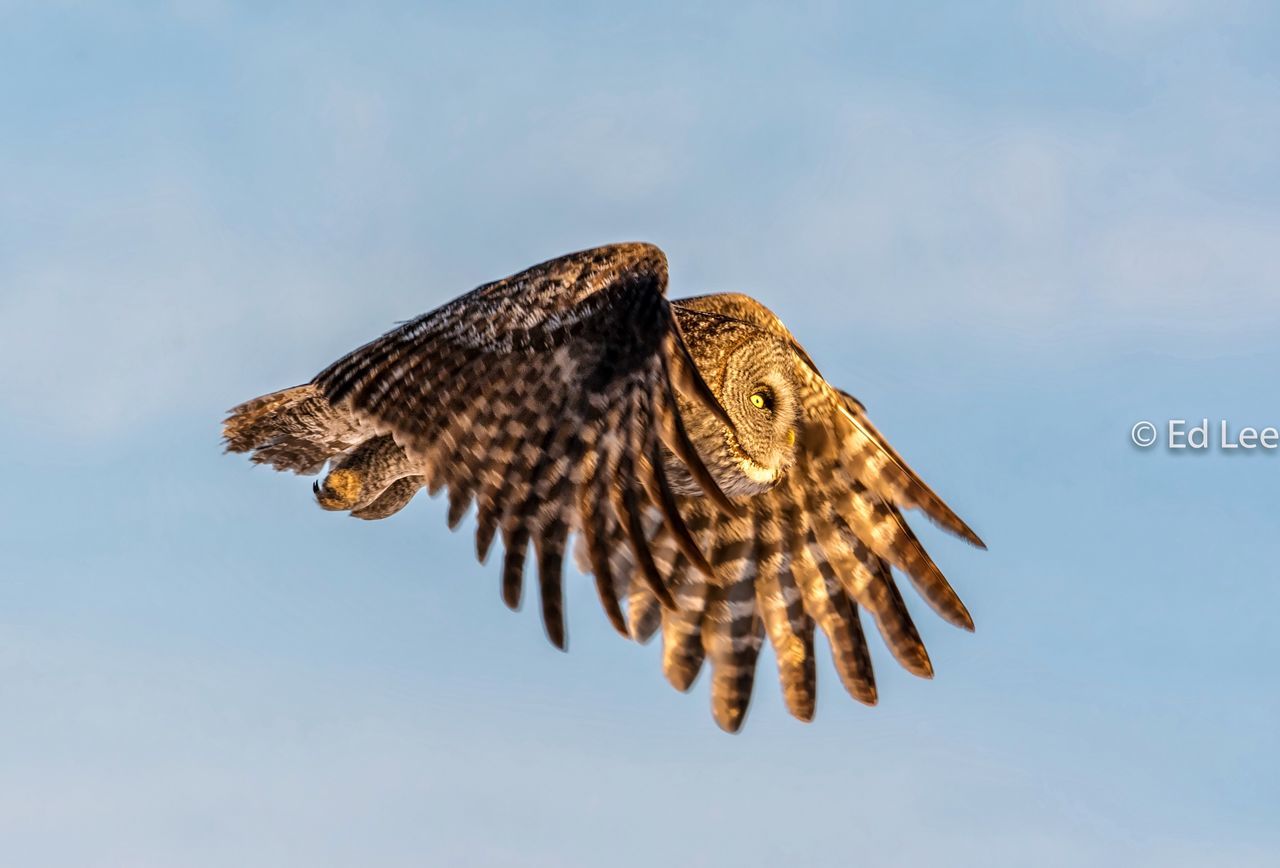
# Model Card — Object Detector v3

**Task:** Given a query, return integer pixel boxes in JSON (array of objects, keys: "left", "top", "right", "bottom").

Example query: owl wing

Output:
[
  {"left": 596, "top": 293, "right": 985, "bottom": 731},
  {"left": 228, "top": 243, "right": 741, "bottom": 650}
]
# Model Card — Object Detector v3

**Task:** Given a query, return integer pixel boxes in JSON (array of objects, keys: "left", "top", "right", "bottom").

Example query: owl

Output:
[{"left": 223, "top": 243, "right": 984, "bottom": 731}]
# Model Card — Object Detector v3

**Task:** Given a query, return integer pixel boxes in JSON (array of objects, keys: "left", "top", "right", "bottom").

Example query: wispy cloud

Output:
[{"left": 5, "top": 2, "right": 1276, "bottom": 442}]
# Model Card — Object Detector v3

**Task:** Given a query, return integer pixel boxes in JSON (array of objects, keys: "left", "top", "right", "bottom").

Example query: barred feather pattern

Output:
[
  {"left": 223, "top": 244, "right": 985, "bottom": 733},
  {"left": 266, "top": 245, "right": 730, "bottom": 655}
]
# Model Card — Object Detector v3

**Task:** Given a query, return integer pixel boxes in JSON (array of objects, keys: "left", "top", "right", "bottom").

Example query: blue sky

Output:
[{"left": 2, "top": 2, "right": 1278, "bottom": 865}]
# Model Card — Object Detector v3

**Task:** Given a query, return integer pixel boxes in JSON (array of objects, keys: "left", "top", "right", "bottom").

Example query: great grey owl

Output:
[{"left": 223, "top": 242, "right": 984, "bottom": 731}]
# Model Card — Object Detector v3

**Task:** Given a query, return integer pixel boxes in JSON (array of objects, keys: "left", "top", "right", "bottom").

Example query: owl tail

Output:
[{"left": 222, "top": 383, "right": 366, "bottom": 476}]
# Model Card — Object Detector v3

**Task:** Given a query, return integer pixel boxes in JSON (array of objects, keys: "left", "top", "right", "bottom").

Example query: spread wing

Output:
[
  {"left": 226, "top": 243, "right": 737, "bottom": 650},
  {"left": 592, "top": 293, "right": 985, "bottom": 731}
]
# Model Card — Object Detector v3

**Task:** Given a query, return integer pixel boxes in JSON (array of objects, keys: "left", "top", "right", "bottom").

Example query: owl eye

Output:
[{"left": 749, "top": 390, "right": 773, "bottom": 412}]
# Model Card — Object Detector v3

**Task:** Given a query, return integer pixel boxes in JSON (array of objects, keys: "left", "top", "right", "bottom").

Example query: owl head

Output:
[
  {"left": 671, "top": 314, "right": 803, "bottom": 499},
  {"left": 715, "top": 331, "right": 803, "bottom": 495}
]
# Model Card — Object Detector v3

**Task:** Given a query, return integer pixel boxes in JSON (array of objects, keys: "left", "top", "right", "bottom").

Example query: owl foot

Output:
[
  {"left": 313, "top": 435, "right": 424, "bottom": 516},
  {"left": 314, "top": 468, "right": 364, "bottom": 510}
]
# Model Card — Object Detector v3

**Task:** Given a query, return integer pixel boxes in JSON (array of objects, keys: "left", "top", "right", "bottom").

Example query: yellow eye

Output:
[{"left": 750, "top": 391, "right": 770, "bottom": 411}]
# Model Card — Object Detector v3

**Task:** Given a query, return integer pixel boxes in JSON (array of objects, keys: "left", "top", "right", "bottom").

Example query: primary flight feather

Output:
[{"left": 223, "top": 242, "right": 984, "bottom": 731}]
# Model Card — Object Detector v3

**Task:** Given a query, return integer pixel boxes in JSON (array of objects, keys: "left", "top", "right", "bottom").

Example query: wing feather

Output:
[
  {"left": 836, "top": 390, "right": 985, "bottom": 548},
  {"left": 753, "top": 505, "right": 817, "bottom": 721},
  {"left": 702, "top": 508, "right": 765, "bottom": 733},
  {"left": 661, "top": 551, "right": 710, "bottom": 692}
]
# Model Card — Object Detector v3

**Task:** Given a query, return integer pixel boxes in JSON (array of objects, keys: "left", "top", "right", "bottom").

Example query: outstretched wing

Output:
[
  {"left": 228, "top": 243, "right": 736, "bottom": 650},
  {"left": 594, "top": 293, "right": 985, "bottom": 731}
]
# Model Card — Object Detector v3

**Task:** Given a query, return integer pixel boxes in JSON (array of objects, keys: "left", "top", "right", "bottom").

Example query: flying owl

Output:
[{"left": 223, "top": 243, "right": 984, "bottom": 731}]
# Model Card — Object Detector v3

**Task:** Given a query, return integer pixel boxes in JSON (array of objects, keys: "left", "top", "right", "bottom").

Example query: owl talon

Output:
[{"left": 315, "top": 467, "right": 363, "bottom": 510}]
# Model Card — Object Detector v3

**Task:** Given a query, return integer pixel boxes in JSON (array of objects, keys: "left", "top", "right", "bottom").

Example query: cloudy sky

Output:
[{"left": 2, "top": 2, "right": 1277, "bottom": 866}]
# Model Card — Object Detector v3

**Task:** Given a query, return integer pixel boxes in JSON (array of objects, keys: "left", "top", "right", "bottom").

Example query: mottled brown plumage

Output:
[{"left": 223, "top": 242, "right": 984, "bottom": 732}]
